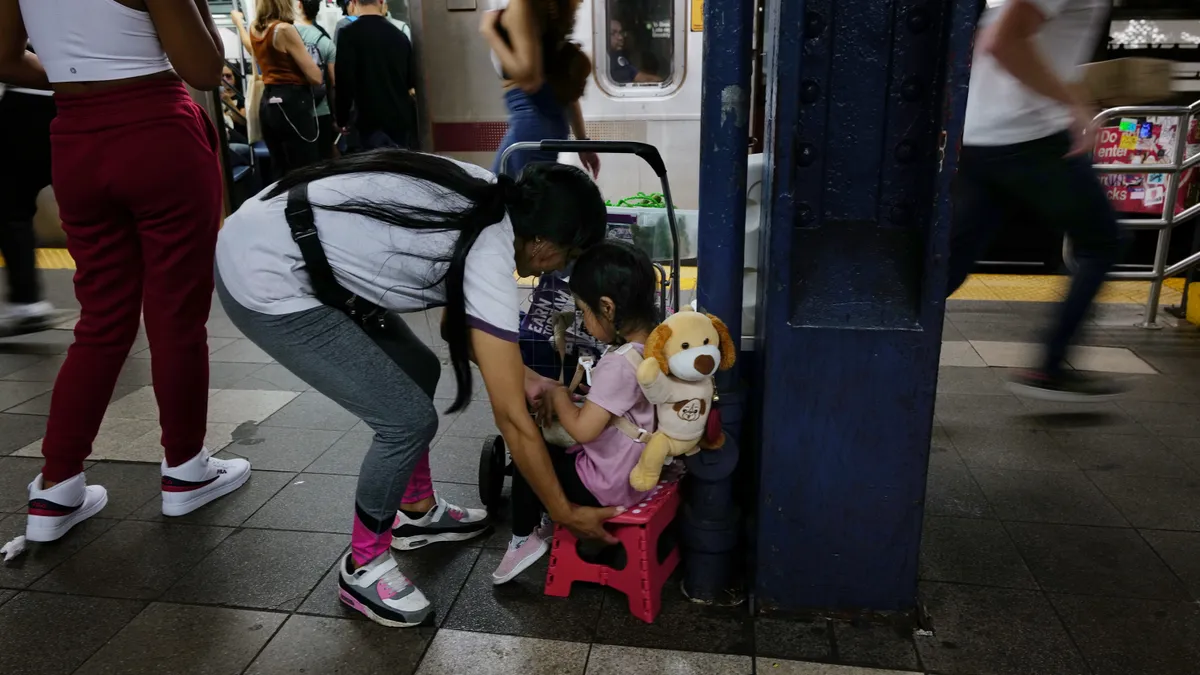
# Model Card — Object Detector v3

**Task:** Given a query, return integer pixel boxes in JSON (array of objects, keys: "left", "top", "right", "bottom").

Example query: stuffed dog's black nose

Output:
[{"left": 694, "top": 354, "right": 715, "bottom": 375}]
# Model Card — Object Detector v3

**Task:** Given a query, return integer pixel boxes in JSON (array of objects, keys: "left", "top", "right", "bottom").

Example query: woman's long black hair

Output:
[{"left": 264, "top": 150, "right": 607, "bottom": 412}]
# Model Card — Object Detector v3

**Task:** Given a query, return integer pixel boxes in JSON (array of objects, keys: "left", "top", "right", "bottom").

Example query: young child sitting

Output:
[{"left": 492, "top": 239, "right": 660, "bottom": 584}]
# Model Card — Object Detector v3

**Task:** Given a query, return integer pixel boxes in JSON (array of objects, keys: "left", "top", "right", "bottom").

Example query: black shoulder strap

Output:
[{"left": 285, "top": 185, "right": 390, "bottom": 330}]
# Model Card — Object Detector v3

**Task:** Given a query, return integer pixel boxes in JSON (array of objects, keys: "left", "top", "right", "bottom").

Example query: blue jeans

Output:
[
  {"left": 491, "top": 86, "right": 568, "bottom": 176},
  {"left": 948, "top": 131, "right": 1124, "bottom": 375}
]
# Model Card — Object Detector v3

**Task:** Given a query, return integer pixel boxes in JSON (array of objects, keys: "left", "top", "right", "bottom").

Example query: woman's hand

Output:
[
  {"left": 1066, "top": 103, "right": 1098, "bottom": 158},
  {"left": 579, "top": 152, "right": 601, "bottom": 179},
  {"left": 557, "top": 504, "right": 624, "bottom": 544},
  {"left": 523, "top": 369, "right": 558, "bottom": 407},
  {"left": 230, "top": 10, "right": 244, "bottom": 24},
  {"left": 479, "top": 9, "right": 502, "bottom": 37}
]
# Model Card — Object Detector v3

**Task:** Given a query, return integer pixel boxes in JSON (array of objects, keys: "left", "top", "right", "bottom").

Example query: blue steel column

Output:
[
  {"left": 687, "top": 0, "right": 755, "bottom": 602},
  {"left": 752, "top": 0, "right": 979, "bottom": 611}
]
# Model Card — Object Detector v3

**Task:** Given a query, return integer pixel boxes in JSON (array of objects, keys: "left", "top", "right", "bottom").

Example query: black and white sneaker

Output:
[
  {"left": 1007, "top": 369, "right": 1128, "bottom": 402},
  {"left": 391, "top": 492, "right": 490, "bottom": 551},
  {"left": 338, "top": 551, "right": 432, "bottom": 627}
]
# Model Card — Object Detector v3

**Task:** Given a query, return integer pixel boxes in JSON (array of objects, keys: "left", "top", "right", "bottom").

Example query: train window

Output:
[{"left": 596, "top": 0, "right": 686, "bottom": 97}]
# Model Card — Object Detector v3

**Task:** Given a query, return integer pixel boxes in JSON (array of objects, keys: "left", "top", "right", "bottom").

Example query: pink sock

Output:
[
  {"left": 401, "top": 450, "right": 434, "bottom": 506},
  {"left": 351, "top": 513, "right": 393, "bottom": 566}
]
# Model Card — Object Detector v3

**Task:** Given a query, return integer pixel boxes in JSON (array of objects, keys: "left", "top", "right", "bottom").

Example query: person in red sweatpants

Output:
[{"left": 1, "top": 0, "right": 254, "bottom": 544}]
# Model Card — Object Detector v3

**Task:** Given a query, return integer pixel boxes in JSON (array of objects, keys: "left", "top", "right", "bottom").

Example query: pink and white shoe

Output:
[
  {"left": 25, "top": 472, "right": 108, "bottom": 542},
  {"left": 491, "top": 530, "right": 551, "bottom": 585},
  {"left": 338, "top": 551, "right": 432, "bottom": 627},
  {"left": 160, "top": 448, "right": 251, "bottom": 517}
]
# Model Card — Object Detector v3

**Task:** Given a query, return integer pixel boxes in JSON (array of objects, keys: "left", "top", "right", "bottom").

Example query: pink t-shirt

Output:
[{"left": 574, "top": 343, "right": 655, "bottom": 507}]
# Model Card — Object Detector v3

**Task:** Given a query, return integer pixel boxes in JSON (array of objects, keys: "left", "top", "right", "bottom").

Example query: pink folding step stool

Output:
[{"left": 544, "top": 480, "right": 681, "bottom": 623}]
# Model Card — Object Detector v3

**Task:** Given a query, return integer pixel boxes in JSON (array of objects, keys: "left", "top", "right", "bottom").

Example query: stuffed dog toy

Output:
[{"left": 629, "top": 307, "right": 736, "bottom": 491}]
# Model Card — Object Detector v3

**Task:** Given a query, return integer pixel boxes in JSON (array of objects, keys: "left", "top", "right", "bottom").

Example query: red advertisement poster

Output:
[{"left": 1094, "top": 116, "right": 1200, "bottom": 216}]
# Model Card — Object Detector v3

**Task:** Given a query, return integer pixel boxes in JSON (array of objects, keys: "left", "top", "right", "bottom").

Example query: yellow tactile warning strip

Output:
[
  {"left": 0, "top": 249, "right": 1187, "bottom": 310},
  {"left": 950, "top": 273, "right": 1186, "bottom": 306}
]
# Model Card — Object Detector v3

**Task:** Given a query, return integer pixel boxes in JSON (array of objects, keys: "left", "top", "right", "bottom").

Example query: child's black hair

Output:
[{"left": 569, "top": 239, "right": 660, "bottom": 340}]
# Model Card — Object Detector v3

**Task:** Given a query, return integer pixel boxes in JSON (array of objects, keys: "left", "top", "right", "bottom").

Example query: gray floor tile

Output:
[
  {"left": 753, "top": 616, "right": 832, "bottom": 662},
  {"left": 0, "top": 591, "right": 145, "bottom": 675},
  {"left": 755, "top": 661, "right": 917, "bottom": 675},
  {"left": 948, "top": 426, "right": 1079, "bottom": 472},
  {"left": 1051, "top": 431, "right": 1194, "bottom": 477},
  {"left": 1089, "top": 473, "right": 1200, "bottom": 531},
  {"left": 129, "top": 469, "right": 295, "bottom": 527},
  {"left": 970, "top": 468, "right": 1128, "bottom": 526},
  {"left": 1022, "top": 400, "right": 1145, "bottom": 435},
  {"left": 831, "top": 620, "right": 921, "bottom": 671},
  {"left": 924, "top": 449, "right": 993, "bottom": 519},
  {"left": 1, "top": 355, "right": 64, "bottom": 381},
  {"left": 0, "top": 413, "right": 46, "bottom": 456},
  {"left": 246, "top": 614, "right": 433, "bottom": 675},
  {"left": 1119, "top": 400, "right": 1200, "bottom": 437},
  {"left": 5, "top": 384, "right": 138, "bottom": 416},
  {"left": 596, "top": 576, "right": 755, "bottom": 655},
  {"left": 32, "top": 520, "right": 234, "bottom": 599},
  {"left": 430, "top": 435, "right": 489, "bottom": 484},
  {"left": 0, "top": 514, "right": 117, "bottom": 589},
  {"left": 0, "top": 456, "right": 43, "bottom": 511},
  {"left": 165, "top": 528, "right": 346, "bottom": 610},
  {"left": 586, "top": 645, "right": 753, "bottom": 674},
  {"left": 78, "top": 462, "right": 164, "bottom": 518},
  {"left": 1050, "top": 594, "right": 1200, "bottom": 675},
  {"left": 306, "top": 431, "right": 372, "bottom": 475},
  {"left": 416, "top": 629, "right": 589, "bottom": 675},
  {"left": 208, "top": 361, "right": 268, "bottom": 389},
  {"left": 935, "top": 397, "right": 1041, "bottom": 432},
  {"left": 953, "top": 321, "right": 1044, "bottom": 343},
  {"left": 74, "top": 602, "right": 285, "bottom": 675},
  {"left": 915, "top": 582, "right": 1087, "bottom": 675},
  {"left": 114, "top": 358, "right": 155, "bottom": 386},
  {"left": 209, "top": 338, "right": 275, "bottom": 363},
  {"left": 0, "top": 380, "right": 52, "bottom": 412},
  {"left": 934, "top": 366, "right": 1005, "bottom": 395},
  {"left": 229, "top": 363, "right": 311, "bottom": 392},
  {"left": 244, "top": 473, "right": 356, "bottom": 534},
  {"left": 217, "top": 425, "right": 343, "bottom": 472},
  {"left": 919, "top": 516, "right": 1037, "bottom": 588},
  {"left": 941, "top": 321, "right": 964, "bottom": 342},
  {"left": 0, "top": 353, "right": 44, "bottom": 379},
  {"left": 206, "top": 315, "right": 245, "bottom": 339},
  {"left": 938, "top": 341, "right": 986, "bottom": 368},
  {"left": 261, "top": 391, "right": 359, "bottom": 431},
  {"left": 1118, "top": 375, "right": 1200, "bottom": 403},
  {"left": 1141, "top": 530, "right": 1200, "bottom": 600},
  {"left": 1160, "top": 435, "right": 1200, "bottom": 474},
  {"left": 1007, "top": 522, "right": 1188, "bottom": 600},
  {"left": 0, "top": 589, "right": 13, "bottom": 607},
  {"left": 298, "top": 544, "right": 479, "bottom": 626},
  {"left": 443, "top": 400, "right": 497, "bottom": 438},
  {"left": 443, "top": 547, "right": 603, "bottom": 642}
]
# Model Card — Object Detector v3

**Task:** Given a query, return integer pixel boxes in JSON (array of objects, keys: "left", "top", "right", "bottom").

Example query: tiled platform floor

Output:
[{"left": 2, "top": 271, "right": 1200, "bottom": 674}]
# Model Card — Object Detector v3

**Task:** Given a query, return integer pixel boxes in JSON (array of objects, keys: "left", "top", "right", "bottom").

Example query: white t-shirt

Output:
[
  {"left": 963, "top": 0, "right": 1107, "bottom": 146},
  {"left": 215, "top": 159, "right": 520, "bottom": 342}
]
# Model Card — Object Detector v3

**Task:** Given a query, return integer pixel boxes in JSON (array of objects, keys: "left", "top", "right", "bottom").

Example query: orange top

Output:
[{"left": 250, "top": 21, "right": 307, "bottom": 86}]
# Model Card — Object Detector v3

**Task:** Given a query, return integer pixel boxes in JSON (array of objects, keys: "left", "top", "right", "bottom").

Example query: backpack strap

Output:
[
  {"left": 285, "top": 185, "right": 391, "bottom": 331},
  {"left": 610, "top": 345, "right": 650, "bottom": 442}
]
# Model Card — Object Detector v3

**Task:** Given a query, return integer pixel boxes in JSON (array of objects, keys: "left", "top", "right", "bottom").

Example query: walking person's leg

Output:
[
  {"left": 129, "top": 101, "right": 251, "bottom": 515},
  {"left": 0, "top": 92, "right": 56, "bottom": 330},
  {"left": 217, "top": 275, "right": 439, "bottom": 627},
  {"left": 974, "top": 133, "right": 1126, "bottom": 398}
]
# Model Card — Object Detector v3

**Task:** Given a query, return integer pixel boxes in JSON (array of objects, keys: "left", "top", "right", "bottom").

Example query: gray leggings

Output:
[{"left": 215, "top": 270, "right": 440, "bottom": 534}]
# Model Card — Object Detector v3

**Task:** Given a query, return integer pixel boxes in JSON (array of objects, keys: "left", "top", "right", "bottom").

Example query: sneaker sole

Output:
[
  {"left": 391, "top": 525, "right": 492, "bottom": 551},
  {"left": 336, "top": 586, "right": 429, "bottom": 629},
  {"left": 1007, "top": 382, "right": 1124, "bottom": 403},
  {"left": 161, "top": 468, "right": 252, "bottom": 517},
  {"left": 25, "top": 490, "right": 109, "bottom": 543},
  {"left": 491, "top": 538, "right": 550, "bottom": 585}
]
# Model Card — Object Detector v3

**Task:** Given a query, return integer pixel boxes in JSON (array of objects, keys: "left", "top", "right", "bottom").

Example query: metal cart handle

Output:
[{"left": 498, "top": 140, "right": 682, "bottom": 313}]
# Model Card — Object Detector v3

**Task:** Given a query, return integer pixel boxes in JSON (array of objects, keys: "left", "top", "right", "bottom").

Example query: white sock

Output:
[{"left": 509, "top": 534, "right": 529, "bottom": 550}]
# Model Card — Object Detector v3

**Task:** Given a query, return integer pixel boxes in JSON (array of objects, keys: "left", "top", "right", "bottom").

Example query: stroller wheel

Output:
[{"left": 479, "top": 435, "right": 507, "bottom": 509}]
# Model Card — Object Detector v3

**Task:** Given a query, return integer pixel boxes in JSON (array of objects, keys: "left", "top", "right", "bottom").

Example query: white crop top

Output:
[{"left": 19, "top": 0, "right": 172, "bottom": 83}]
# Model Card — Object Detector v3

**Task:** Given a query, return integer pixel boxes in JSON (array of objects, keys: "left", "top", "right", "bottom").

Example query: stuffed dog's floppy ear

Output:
[
  {"left": 707, "top": 314, "right": 737, "bottom": 370},
  {"left": 644, "top": 323, "right": 673, "bottom": 375}
]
